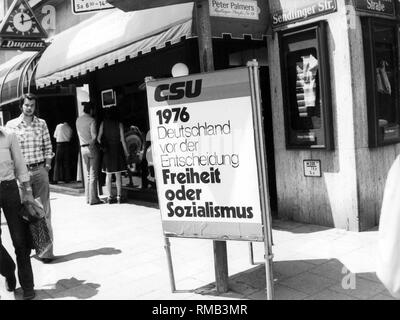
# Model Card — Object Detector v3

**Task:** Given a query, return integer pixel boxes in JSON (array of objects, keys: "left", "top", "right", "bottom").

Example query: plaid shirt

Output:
[{"left": 6, "top": 115, "right": 54, "bottom": 165}]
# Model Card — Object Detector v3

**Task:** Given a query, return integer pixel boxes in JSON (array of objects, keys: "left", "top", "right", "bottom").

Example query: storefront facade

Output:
[
  {"left": 0, "top": 0, "right": 96, "bottom": 183},
  {"left": 18, "top": 0, "right": 272, "bottom": 202},
  {"left": 268, "top": 0, "right": 400, "bottom": 231}
]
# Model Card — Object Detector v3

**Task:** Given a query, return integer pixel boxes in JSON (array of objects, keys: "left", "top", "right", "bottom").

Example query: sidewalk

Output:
[{"left": 0, "top": 192, "right": 395, "bottom": 300}]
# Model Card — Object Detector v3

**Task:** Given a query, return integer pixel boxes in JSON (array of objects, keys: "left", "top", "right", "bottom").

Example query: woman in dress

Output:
[{"left": 97, "top": 108, "right": 129, "bottom": 204}]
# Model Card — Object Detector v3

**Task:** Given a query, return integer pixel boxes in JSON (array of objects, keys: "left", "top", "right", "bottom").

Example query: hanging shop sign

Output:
[
  {"left": 353, "top": 0, "right": 395, "bottom": 16},
  {"left": 0, "top": 0, "right": 48, "bottom": 51},
  {"left": 146, "top": 67, "right": 267, "bottom": 241},
  {"left": 106, "top": 0, "right": 193, "bottom": 11},
  {"left": 209, "top": 0, "right": 260, "bottom": 20},
  {"left": 72, "top": 0, "right": 114, "bottom": 14},
  {"left": 271, "top": 0, "right": 337, "bottom": 28},
  {"left": 209, "top": 0, "right": 269, "bottom": 39}
]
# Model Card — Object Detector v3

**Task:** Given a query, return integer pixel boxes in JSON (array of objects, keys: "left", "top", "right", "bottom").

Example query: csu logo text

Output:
[{"left": 155, "top": 79, "right": 202, "bottom": 102}]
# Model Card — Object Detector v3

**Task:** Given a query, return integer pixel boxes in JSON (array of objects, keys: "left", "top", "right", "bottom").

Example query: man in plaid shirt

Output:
[{"left": 6, "top": 93, "right": 55, "bottom": 263}]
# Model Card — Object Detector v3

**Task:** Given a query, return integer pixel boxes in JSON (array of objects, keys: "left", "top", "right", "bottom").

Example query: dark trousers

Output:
[
  {"left": 53, "top": 142, "right": 72, "bottom": 182},
  {"left": 0, "top": 180, "right": 34, "bottom": 291}
]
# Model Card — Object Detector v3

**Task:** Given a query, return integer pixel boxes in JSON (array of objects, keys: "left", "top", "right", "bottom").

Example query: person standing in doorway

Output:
[
  {"left": 6, "top": 93, "right": 55, "bottom": 263},
  {"left": 76, "top": 101, "right": 103, "bottom": 205},
  {"left": 97, "top": 108, "right": 129, "bottom": 204},
  {"left": 53, "top": 121, "right": 73, "bottom": 183},
  {"left": 0, "top": 126, "right": 36, "bottom": 300}
]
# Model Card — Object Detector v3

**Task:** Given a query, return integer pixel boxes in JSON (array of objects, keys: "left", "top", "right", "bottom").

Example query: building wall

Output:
[
  {"left": 348, "top": 14, "right": 400, "bottom": 231},
  {"left": 268, "top": 0, "right": 361, "bottom": 230}
]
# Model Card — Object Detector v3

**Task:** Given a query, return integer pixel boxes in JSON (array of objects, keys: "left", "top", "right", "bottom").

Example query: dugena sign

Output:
[
  {"left": 271, "top": 0, "right": 337, "bottom": 28},
  {"left": 146, "top": 68, "right": 264, "bottom": 241},
  {"left": 353, "top": 0, "right": 395, "bottom": 16},
  {"left": 0, "top": 39, "right": 46, "bottom": 51}
]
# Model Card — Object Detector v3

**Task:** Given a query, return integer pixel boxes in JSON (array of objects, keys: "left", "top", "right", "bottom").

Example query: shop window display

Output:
[
  {"left": 362, "top": 19, "right": 400, "bottom": 147},
  {"left": 280, "top": 22, "right": 333, "bottom": 149}
]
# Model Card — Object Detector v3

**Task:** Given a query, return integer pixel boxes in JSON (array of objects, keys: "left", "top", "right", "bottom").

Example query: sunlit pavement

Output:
[{"left": 0, "top": 192, "right": 396, "bottom": 300}]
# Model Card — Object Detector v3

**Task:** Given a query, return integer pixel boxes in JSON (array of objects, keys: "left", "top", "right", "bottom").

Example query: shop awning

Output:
[
  {"left": 106, "top": 0, "right": 194, "bottom": 11},
  {"left": 0, "top": 51, "right": 40, "bottom": 107},
  {"left": 35, "top": 2, "right": 195, "bottom": 88}
]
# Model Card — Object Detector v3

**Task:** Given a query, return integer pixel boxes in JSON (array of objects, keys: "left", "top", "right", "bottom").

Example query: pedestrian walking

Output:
[
  {"left": 97, "top": 108, "right": 129, "bottom": 204},
  {"left": 0, "top": 126, "right": 36, "bottom": 300},
  {"left": 76, "top": 101, "right": 103, "bottom": 205},
  {"left": 6, "top": 93, "right": 55, "bottom": 263},
  {"left": 377, "top": 154, "right": 400, "bottom": 298},
  {"left": 53, "top": 121, "right": 73, "bottom": 183}
]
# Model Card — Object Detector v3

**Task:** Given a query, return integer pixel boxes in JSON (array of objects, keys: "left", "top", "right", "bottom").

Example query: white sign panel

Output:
[
  {"left": 303, "top": 160, "right": 322, "bottom": 177},
  {"left": 209, "top": 0, "right": 260, "bottom": 20},
  {"left": 72, "top": 0, "right": 114, "bottom": 14},
  {"left": 146, "top": 68, "right": 264, "bottom": 241}
]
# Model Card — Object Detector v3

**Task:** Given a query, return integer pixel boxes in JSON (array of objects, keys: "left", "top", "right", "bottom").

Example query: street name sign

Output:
[
  {"left": 353, "top": 0, "right": 395, "bottom": 16},
  {"left": 271, "top": 0, "right": 338, "bottom": 28}
]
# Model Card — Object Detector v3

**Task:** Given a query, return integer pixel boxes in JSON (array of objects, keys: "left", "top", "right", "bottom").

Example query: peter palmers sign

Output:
[
  {"left": 209, "top": 0, "right": 260, "bottom": 20},
  {"left": 146, "top": 68, "right": 264, "bottom": 241}
]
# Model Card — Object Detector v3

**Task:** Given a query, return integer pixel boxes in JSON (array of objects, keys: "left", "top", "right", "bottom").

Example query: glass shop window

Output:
[
  {"left": 280, "top": 22, "right": 333, "bottom": 149},
  {"left": 362, "top": 18, "right": 400, "bottom": 147}
]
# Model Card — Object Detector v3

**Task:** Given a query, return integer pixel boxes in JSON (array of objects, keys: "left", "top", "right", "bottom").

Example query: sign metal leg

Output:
[
  {"left": 164, "top": 237, "right": 176, "bottom": 293},
  {"left": 248, "top": 60, "right": 275, "bottom": 300},
  {"left": 249, "top": 242, "right": 255, "bottom": 265}
]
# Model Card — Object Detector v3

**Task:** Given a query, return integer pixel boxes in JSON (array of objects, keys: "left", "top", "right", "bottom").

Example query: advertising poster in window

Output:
[
  {"left": 280, "top": 23, "right": 333, "bottom": 149},
  {"left": 146, "top": 68, "right": 264, "bottom": 241},
  {"left": 290, "top": 50, "right": 321, "bottom": 143}
]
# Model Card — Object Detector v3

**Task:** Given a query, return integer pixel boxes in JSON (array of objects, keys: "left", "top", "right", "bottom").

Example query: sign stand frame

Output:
[
  {"left": 247, "top": 59, "right": 274, "bottom": 300},
  {"left": 153, "top": 61, "right": 274, "bottom": 299}
]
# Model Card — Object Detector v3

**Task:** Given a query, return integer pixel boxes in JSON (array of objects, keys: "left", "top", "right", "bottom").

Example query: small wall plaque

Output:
[{"left": 303, "top": 160, "right": 321, "bottom": 177}]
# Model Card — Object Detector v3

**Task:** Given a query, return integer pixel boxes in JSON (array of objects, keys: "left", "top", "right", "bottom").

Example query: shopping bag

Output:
[
  {"left": 29, "top": 218, "right": 52, "bottom": 257},
  {"left": 27, "top": 199, "right": 52, "bottom": 257},
  {"left": 21, "top": 198, "right": 45, "bottom": 223},
  {"left": 376, "top": 155, "right": 400, "bottom": 298}
]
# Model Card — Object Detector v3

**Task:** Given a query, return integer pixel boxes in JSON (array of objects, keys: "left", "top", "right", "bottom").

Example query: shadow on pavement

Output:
[
  {"left": 271, "top": 219, "right": 378, "bottom": 235},
  {"left": 14, "top": 277, "right": 100, "bottom": 300},
  {"left": 47, "top": 247, "right": 122, "bottom": 264},
  {"left": 126, "top": 200, "right": 159, "bottom": 209},
  {"left": 193, "top": 259, "right": 392, "bottom": 300}
]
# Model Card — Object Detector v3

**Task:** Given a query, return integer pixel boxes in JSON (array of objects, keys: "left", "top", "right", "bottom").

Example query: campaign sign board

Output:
[{"left": 146, "top": 68, "right": 264, "bottom": 241}]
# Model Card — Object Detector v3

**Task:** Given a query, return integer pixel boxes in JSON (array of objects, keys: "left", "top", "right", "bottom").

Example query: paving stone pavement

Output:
[{"left": 0, "top": 192, "right": 396, "bottom": 300}]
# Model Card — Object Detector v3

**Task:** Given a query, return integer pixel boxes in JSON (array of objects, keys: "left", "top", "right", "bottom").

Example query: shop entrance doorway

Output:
[{"left": 37, "top": 95, "right": 81, "bottom": 187}]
